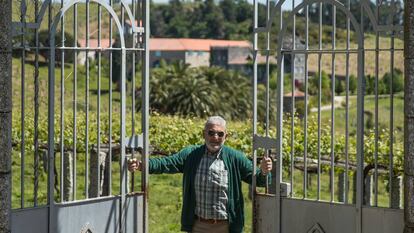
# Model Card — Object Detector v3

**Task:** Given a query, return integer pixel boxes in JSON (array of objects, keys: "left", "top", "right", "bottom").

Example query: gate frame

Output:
[
  {"left": 48, "top": 1, "right": 128, "bottom": 232},
  {"left": 5, "top": 0, "right": 151, "bottom": 232},
  {"left": 252, "top": 0, "right": 407, "bottom": 232}
]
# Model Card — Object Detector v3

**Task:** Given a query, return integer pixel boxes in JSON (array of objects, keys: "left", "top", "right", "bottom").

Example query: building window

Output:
[{"left": 155, "top": 51, "right": 161, "bottom": 57}]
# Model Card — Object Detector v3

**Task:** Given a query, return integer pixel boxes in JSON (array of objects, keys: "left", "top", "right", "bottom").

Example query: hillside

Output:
[{"left": 11, "top": 1, "right": 403, "bottom": 77}]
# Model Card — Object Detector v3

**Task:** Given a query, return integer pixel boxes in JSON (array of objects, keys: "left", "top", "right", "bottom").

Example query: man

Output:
[{"left": 128, "top": 116, "right": 272, "bottom": 233}]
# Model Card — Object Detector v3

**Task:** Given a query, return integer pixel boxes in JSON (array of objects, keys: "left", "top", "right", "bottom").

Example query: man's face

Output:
[{"left": 204, "top": 123, "right": 227, "bottom": 153}]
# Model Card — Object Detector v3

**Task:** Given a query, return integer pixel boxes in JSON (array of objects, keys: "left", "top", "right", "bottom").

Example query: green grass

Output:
[{"left": 285, "top": 169, "right": 391, "bottom": 207}]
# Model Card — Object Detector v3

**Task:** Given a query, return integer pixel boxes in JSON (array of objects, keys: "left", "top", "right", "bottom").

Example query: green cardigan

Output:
[{"left": 149, "top": 144, "right": 269, "bottom": 233}]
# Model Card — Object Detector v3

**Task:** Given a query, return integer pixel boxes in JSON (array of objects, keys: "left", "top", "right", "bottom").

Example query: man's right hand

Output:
[{"left": 128, "top": 158, "right": 142, "bottom": 172}]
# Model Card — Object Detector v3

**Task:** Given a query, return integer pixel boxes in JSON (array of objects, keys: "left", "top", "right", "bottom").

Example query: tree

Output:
[
  {"left": 308, "top": 71, "right": 331, "bottom": 104},
  {"left": 220, "top": 0, "right": 237, "bottom": 22},
  {"left": 348, "top": 75, "right": 357, "bottom": 94},
  {"left": 382, "top": 69, "right": 404, "bottom": 94},
  {"left": 364, "top": 75, "right": 375, "bottom": 95},
  {"left": 335, "top": 78, "right": 344, "bottom": 95},
  {"left": 145, "top": 62, "right": 253, "bottom": 120}
]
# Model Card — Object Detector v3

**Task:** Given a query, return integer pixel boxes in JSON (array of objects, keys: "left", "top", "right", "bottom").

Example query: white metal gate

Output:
[
  {"left": 11, "top": 0, "right": 149, "bottom": 232},
  {"left": 251, "top": 0, "right": 404, "bottom": 232}
]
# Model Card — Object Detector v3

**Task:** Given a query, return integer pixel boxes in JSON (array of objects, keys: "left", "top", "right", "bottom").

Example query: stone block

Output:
[
  {"left": 0, "top": 173, "right": 11, "bottom": 233},
  {"left": 0, "top": 0, "right": 11, "bottom": 50},
  {"left": 0, "top": 112, "right": 11, "bottom": 173},
  {"left": 405, "top": 1, "right": 414, "bottom": 57},
  {"left": 405, "top": 177, "right": 414, "bottom": 225},
  {"left": 405, "top": 59, "right": 414, "bottom": 116},
  {"left": 0, "top": 53, "right": 11, "bottom": 113},
  {"left": 405, "top": 119, "right": 414, "bottom": 176}
]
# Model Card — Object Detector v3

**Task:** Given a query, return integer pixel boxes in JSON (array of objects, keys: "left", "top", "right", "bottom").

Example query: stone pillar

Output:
[
  {"left": 62, "top": 152, "right": 73, "bottom": 201},
  {"left": 0, "top": 0, "right": 12, "bottom": 232},
  {"left": 405, "top": 1, "right": 414, "bottom": 231},
  {"left": 89, "top": 150, "right": 107, "bottom": 198}
]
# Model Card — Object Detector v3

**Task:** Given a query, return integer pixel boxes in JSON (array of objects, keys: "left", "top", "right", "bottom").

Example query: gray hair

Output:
[{"left": 204, "top": 116, "right": 227, "bottom": 130}]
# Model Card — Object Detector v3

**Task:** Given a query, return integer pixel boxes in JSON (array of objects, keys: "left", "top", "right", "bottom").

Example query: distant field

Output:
[{"left": 307, "top": 34, "right": 404, "bottom": 78}]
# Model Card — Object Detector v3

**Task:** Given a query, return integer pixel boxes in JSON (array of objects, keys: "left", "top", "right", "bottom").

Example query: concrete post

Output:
[
  {"left": 404, "top": 1, "right": 414, "bottom": 231},
  {"left": 63, "top": 152, "right": 73, "bottom": 201},
  {"left": 338, "top": 171, "right": 346, "bottom": 203},
  {"left": 391, "top": 175, "right": 402, "bottom": 209},
  {"left": 363, "top": 174, "right": 371, "bottom": 206},
  {"left": 0, "top": 0, "right": 12, "bottom": 232},
  {"left": 89, "top": 150, "right": 107, "bottom": 198}
]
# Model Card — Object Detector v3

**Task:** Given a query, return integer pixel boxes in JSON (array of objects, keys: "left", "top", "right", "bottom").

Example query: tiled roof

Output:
[
  {"left": 76, "top": 38, "right": 251, "bottom": 52},
  {"left": 149, "top": 38, "right": 251, "bottom": 51}
]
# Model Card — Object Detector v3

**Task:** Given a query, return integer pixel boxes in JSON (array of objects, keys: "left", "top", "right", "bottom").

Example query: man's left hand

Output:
[{"left": 260, "top": 157, "right": 272, "bottom": 175}]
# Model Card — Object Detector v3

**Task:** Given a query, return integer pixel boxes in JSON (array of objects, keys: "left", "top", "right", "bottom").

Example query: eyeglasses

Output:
[{"left": 207, "top": 130, "right": 225, "bottom": 138}]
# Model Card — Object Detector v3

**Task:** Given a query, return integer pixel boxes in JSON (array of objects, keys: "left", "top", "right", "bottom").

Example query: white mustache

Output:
[{"left": 206, "top": 141, "right": 223, "bottom": 148}]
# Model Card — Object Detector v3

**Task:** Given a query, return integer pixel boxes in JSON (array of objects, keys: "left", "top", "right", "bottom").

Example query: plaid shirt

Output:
[{"left": 194, "top": 147, "right": 229, "bottom": 220}]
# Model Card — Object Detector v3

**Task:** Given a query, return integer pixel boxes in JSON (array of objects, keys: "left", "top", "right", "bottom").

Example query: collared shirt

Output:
[{"left": 194, "top": 147, "right": 229, "bottom": 220}]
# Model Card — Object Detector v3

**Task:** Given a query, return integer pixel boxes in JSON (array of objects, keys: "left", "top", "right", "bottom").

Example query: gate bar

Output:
[
  {"left": 60, "top": 0, "right": 66, "bottom": 203},
  {"left": 290, "top": 0, "right": 296, "bottom": 199},
  {"left": 0, "top": 0, "right": 12, "bottom": 230},
  {"left": 97, "top": 2, "right": 102, "bottom": 198},
  {"left": 108, "top": 0, "right": 113, "bottom": 197},
  {"left": 389, "top": 0, "right": 396, "bottom": 207},
  {"left": 20, "top": 0, "right": 27, "bottom": 208},
  {"left": 345, "top": 0, "right": 350, "bottom": 205},
  {"left": 330, "top": 4, "right": 337, "bottom": 203},
  {"left": 85, "top": 0, "right": 90, "bottom": 199},
  {"left": 317, "top": 1, "right": 322, "bottom": 200},
  {"left": 303, "top": 3, "right": 309, "bottom": 200},
  {"left": 252, "top": 0, "right": 258, "bottom": 230},
  {"left": 374, "top": 0, "right": 380, "bottom": 207},
  {"left": 142, "top": 0, "right": 150, "bottom": 231},
  {"left": 404, "top": 0, "right": 414, "bottom": 231},
  {"left": 73, "top": 2, "right": 78, "bottom": 201},
  {"left": 34, "top": 0, "right": 41, "bottom": 207}
]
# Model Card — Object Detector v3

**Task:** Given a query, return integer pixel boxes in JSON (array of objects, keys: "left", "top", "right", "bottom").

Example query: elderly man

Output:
[{"left": 128, "top": 116, "right": 272, "bottom": 233}]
